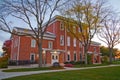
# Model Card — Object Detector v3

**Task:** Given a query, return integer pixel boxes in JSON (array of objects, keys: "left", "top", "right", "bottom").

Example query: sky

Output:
[
  {"left": 0, "top": 0, "right": 120, "bottom": 53},
  {"left": 93, "top": 0, "right": 120, "bottom": 49}
]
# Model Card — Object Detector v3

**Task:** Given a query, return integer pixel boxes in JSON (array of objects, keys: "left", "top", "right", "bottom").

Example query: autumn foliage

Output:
[{"left": 0, "top": 40, "right": 11, "bottom": 68}]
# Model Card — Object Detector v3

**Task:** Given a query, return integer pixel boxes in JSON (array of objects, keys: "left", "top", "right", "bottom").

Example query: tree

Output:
[
  {"left": 0, "top": 0, "right": 67, "bottom": 67},
  {"left": 100, "top": 46, "right": 109, "bottom": 56},
  {"left": 97, "top": 14, "right": 120, "bottom": 64},
  {"left": 59, "top": 0, "right": 110, "bottom": 64},
  {"left": 100, "top": 46, "right": 118, "bottom": 58}
]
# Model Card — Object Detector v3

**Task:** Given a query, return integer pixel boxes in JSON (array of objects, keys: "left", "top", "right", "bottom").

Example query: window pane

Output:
[
  {"left": 60, "top": 22, "right": 64, "bottom": 30},
  {"left": 31, "top": 39, "right": 36, "bottom": 47},
  {"left": 60, "top": 35, "right": 64, "bottom": 46},
  {"left": 67, "top": 54, "right": 70, "bottom": 61},
  {"left": 67, "top": 36, "right": 70, "bottom": 46},
  {"left": 48, "top": 41, "right": 53, "bottom": 49},
  {"left": 73, "top": 38, "right": 76, "bottom": 47},
  {"left": 74, "top": 52, "right": 77, "bottom": 61},
  {"left": 30, "top": 53, "right": 35, "bottom": 62}
]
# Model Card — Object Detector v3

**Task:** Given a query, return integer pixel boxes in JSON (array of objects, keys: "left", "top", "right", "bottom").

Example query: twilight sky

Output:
[{"left": 0, "top": 0, "right": 120, "bottom": 53}]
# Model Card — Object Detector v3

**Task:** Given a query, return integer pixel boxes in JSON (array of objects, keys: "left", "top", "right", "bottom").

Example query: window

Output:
[
  {"left": 80, "top": 53, "right": 82, "bottom": 61},
  {"left": 30, "top": 53, "right": 35, "bottom": 62},
  {"left": 48, "top": 41, "right": 53, "bottom": 49},
  {"left": 60, "top": 22, "right": 64, "bottom": 30},
  {"left": 60, "top": 35, "right": 64, "bottom": 46},
  {"left": 73, "top": 38, "right": 76, "bottom": 47},
  {"left": 67, "top": 51, "right": 70, "bottom": 61},
  {"left": 31, "top": 39, "right": 36, "bottom": 47},
  {"left": 94, "top": 47, "right": 96, "bottom": 53},
  {"left": 74, "top": 52, "right": 77, "bottom": 61},
  {"left": 67, "top": 36, "right": 70, "bottom": 46}
]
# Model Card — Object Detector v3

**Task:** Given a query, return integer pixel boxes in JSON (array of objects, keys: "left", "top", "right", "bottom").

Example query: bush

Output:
[
  {"left": 53, "top": 62, "right": 60, "bottom": 67},
  {"left": 69, "top": 61, "right": 75, "bottom": 65},
  {"left": 102, "top": 56, "right": 109, "bottom": 63},
  {"left": 0, "top": 56, "right": 8, "bottom": 68},
  {"left": 64, "top": 63, "right": 74, "bottom": 67},
  {"left": 64, "top": 61, "right": 85, "bottom": 65},
  {"left": 64, "top": 62, "right": 69, "bottom": 64},
  {"left": 0, "top": 62, "right": 8, "bottom": 68}
]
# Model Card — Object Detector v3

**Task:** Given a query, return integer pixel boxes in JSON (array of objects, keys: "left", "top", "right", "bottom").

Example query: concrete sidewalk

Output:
[{"left": 0, "top": 64, "right": 120, "bottom": 80}]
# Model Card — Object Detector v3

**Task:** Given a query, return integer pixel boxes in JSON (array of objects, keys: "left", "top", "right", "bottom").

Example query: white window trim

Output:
[
  {"left": 73, "top": 38, "right": 76, "bottom": 47},
  {"left": 48, "top": 41, "right": 53, "bottom": 49},
  {"left": 67, "top": 36, "right": 70, "bottom": 46},
  {"left": 60, "top": 22, "right": 64, "bottom": 31},
  {"left": 60, "top": 35, "right": 64, "bottom": 46},
  {"left": 67, "top": 51, "right": 71, "bottom": 62},
  {"left": 31, "top": 39, "right": 36, "bottom": 48},
  {"left": 74, "top": 51, "right": 77, "bottom": 61},
  {"left": 30, "top": 53, "right": 35, "bottom": 62},
  {"left": 80, "top": 52, "right": 82, "bottom": 61}
]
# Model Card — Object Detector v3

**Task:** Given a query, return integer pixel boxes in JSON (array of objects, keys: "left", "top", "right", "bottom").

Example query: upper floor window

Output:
[
  {"left": 60, "top": 35, "right": 64, "bottom": 46},
  {"left": 48, "top": 41, "right": 53, "bottom": 49},
  {"left": 60, "top": 22, "right": 64, "bottom": 31},
  {"left": 31, "top": 39, "right": 36, "bottom": 48},
  {"left": 73, "top": 38, "right": 76, "bottom": 47},
  {"left": 67, "top": 36, "right": 70, "bottom": 46}
]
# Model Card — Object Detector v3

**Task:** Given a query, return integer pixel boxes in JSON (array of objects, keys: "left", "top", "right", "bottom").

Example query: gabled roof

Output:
[{"left": 91, "top": 41, "right": 101, "bottom": 45}]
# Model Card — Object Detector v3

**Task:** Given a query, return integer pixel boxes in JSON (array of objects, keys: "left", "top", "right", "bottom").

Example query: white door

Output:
[{"left": 52, "top": 54, "right": 59, "bottom": 64}]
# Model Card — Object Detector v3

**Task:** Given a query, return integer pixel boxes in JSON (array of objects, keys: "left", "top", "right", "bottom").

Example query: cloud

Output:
[{"left": 0, "top": 30, "right": 10, "bottom": 52}]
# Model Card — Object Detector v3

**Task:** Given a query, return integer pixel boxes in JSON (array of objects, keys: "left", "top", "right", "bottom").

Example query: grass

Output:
[
  {"left": 113, "top": 60, "right": 120, "bottom": 64},
  {"left": 3, "top": 66, "right": 64, "bottom": 72},
  {"left": 3, "top": 63, "right": 109, "bottom": 72},
  {"left": 3, "top": 66, "right": 120, "bottom": 80},
  {"left": 74, "top": 63, "right": 109, "bottom": 67}
]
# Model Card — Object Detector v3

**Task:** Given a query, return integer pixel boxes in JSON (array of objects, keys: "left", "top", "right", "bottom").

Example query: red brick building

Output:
[{"left": 9, "top": 16, "right": 101, "bottom": 66}]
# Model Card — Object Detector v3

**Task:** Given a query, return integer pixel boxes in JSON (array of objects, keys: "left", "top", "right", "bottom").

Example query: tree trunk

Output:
[
  {"left": 84, "top": 53, "right": 88, "bottom": 64},
  {"left": 84, "top": 47, "right": 88, "bottom": 64},
  {"left": 109, "top": 47, "right": 113, "bottom": 64},
  {"left": 38, "top": 41, "right": 43, "bottom": 67}
]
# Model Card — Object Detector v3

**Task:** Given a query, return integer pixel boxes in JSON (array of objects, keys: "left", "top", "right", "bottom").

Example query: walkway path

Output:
[{"left": 0, "top": 64, "right": 120, "bottom": 80}]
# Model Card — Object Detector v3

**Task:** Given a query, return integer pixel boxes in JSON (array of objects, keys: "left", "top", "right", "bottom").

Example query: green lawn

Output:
[
  {"left": 3, "top": 66, "right": 64, "bottom": 72},
  {"left": 74, "top": 63, "right": 109, "bottom": 67},
  {"left": 3, "top": 66, "right": 120, "bottom": 80},
  {"left": 2, "top": 63, "right": 116, "bottom": 72}
]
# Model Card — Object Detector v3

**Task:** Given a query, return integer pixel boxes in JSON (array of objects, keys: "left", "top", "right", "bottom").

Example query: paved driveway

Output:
[{"left": 0, "top": 65, "right": 119, "bottom": 80}]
